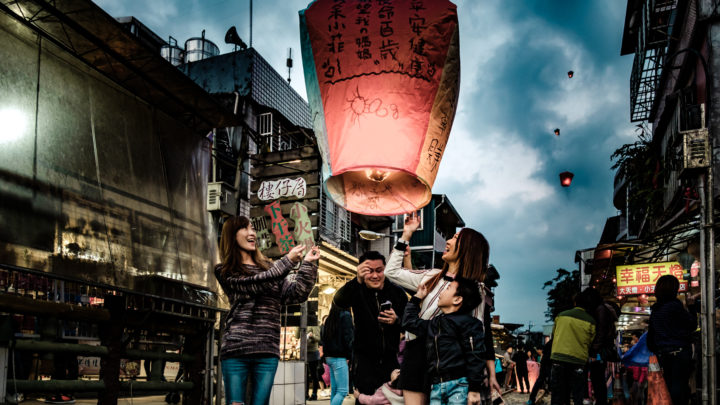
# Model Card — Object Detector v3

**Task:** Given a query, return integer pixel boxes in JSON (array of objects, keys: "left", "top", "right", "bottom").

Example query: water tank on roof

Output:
[
  {"left": 184, "top": 30, "right": 219, "bottom": 63},
  {"left": 160, "top": 36, "right": 184, "bottom": 66}
]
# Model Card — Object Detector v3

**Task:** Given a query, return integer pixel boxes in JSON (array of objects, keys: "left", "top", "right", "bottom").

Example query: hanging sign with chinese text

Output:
[
  {"left": 290, "top": 202, "right": 315, "bottom": 254},
  {"left": 299, "top": 0, "right": 460, "bottom": 215},
  {"left": 257, "top": 177, "right": 307, "bottom": 201},
  {"left": 616, "top": 261, "right": 688, "bottom": 296},
  {"left": 264, "top": 201, "right": 296, "bottom": 254}
]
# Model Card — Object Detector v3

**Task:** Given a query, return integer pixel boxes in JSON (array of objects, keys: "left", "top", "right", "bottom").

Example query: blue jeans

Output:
[
  {"left": 221, "top": 357, "right": 279, "bottom": 405},
  {"left": 430, "top": 377, "right": 468, "bottom": 405},
  {"left": 326, "top": 357, "right": 349, "bottom": 405}
]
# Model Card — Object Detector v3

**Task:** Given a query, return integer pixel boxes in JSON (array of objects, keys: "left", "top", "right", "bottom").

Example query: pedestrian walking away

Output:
[{"left": 322, "top": 303, "right": 354, "bottom": 405}]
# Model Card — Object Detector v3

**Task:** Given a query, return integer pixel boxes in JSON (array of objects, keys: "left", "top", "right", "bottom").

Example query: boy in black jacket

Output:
[{"left": 402, "top": 276, "right": 487, "bottom": 405}]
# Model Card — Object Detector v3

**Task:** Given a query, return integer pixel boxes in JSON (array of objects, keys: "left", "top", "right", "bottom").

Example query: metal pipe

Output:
[
  {"left": 6, "top": 380, "right": 193, "bottom": 392},
  {"left": 11, "top": 340, "right": 194, "bottom": 362}
]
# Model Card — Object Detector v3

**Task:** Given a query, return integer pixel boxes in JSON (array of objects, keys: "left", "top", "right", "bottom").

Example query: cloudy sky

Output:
[{"left": 95, "top": 0, "right": 638, "bottom": 329}]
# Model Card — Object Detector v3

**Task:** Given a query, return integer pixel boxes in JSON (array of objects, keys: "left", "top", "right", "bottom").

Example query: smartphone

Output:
[{"left": 380, "top": 301, "right": 392, "bottom": 311}]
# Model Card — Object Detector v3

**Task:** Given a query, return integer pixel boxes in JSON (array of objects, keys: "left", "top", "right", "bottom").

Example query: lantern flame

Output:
[{"left": 365, "top": 169, "right": 391, "bottom": 182}]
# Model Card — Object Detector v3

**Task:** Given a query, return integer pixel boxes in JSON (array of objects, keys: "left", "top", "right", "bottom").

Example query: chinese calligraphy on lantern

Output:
[
  {"left": 264, "top": 201, "right": 296, "bottom": 254},
  {"left": 256, "top": 177, "right": 307, "bottom": 201},
  {"left": 616, "top": 261, "right": 687, "bottom": 296}
]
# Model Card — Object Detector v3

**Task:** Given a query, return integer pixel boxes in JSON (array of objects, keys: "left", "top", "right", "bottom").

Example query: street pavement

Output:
[{"left": 17, "top": 390, "right": 539, "bottom": 404}]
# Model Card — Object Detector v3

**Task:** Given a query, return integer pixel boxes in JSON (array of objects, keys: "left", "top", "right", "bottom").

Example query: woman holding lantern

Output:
[
  {"left": 385, "top": 213, "right": 502, "bottom": 404},
  {"left": 214, "top": 216, "right": 319, "bottom": 405}
]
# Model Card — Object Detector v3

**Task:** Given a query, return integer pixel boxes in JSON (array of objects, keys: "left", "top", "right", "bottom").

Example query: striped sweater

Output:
[
  {"left": 384, "top": 243, "right": 495, "bottom": 360},
  {"left": 215, "top": 256, "right": 318, "bottom": 359}
]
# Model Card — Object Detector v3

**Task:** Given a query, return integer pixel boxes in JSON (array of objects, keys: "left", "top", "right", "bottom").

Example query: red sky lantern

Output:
[
  {"left": 554, "top": 128, "right": 560, "bottom": 136},
  {"left": 299, "top": 0, "right": 460, "bottom": 215},
  {"left": 567, "top": 70, "right": 574, "bottom": 78},
  {"left": 559, "top": 171, "right": 574, "bottom": 187}
]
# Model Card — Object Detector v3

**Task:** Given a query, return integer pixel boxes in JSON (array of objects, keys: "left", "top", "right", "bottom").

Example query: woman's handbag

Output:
[{"left": 495, "top": 358, "right": 503, "bottom": 373}]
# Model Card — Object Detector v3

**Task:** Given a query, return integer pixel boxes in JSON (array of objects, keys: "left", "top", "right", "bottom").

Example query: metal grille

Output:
[
  {"left": 629, "top": 0, "right": 678, "bottom": 122},
  {"left": 320, "top": 193, "right": 351, "bottom": 246}
]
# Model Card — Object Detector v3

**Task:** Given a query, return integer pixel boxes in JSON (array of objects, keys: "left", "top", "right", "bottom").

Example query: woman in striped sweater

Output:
[
  {"left": 215, "top": 216, "right": 319, "bottom": 405},
  {"left": 385, "top": 213, "right": 501, "bottom": 405}
]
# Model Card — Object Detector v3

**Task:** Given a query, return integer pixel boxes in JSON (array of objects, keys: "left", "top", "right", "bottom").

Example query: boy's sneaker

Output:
[{"left": 45, "top": 395, "right": 75, "bottom": 404}]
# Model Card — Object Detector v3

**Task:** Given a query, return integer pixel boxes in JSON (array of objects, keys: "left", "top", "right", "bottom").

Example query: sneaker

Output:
[{"left": 45, "top": 395, "right": 75, "bottom": 404}]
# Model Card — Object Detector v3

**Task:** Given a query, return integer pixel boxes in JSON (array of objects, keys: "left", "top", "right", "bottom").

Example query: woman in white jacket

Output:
[{"left": 386, "top": 214, "right": 501, "bottom": 405}]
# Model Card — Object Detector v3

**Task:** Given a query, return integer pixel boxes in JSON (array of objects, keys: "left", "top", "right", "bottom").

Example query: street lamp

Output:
[{"left": 358, "top": 230, "right": 392, "bottom": 241}]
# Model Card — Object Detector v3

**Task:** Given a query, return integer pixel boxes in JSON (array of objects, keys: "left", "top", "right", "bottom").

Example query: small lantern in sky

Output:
[
  {"left": 299, "top": 0, "right": 460, "bottom": 215},
  {"left": 554, "top": 128, "right": 560, "bottom": 136},
  {"left": 559, "top": 171, "right": 574, "bottom": 187},
  {"left": 567, "top": 70, "right": 574, "bottom": 78}
]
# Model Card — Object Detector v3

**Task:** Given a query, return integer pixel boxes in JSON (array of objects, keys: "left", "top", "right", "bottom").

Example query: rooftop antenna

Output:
[
  {"left": 286, "top": 48, "right": 293, "bottom": 83},
  {"left": 249, "top": 0, "right": 253, "bottom": 48}
]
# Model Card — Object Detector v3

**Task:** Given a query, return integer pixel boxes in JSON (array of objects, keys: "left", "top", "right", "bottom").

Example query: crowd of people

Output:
[{"left": 213, "top": 214, "right": 702, "bottom": 405}]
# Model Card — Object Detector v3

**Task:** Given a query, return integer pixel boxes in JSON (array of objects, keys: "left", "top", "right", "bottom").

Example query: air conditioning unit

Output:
[
  {"left": 207, "top": 182, "right": 237, "bottom": 215},
  {"left": 680, "top": 128, "right": 711, "bottom": 177}
]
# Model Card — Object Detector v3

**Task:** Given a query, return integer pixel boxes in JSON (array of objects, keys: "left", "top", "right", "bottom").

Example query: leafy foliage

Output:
[
  {"left": 543, "top": 268, "right": 580, "bottom": 322},
  {"left": 610, "top": 124, "right": 665, "bottom": 222}
]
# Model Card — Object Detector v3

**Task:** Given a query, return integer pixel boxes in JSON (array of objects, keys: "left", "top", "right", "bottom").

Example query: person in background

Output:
[
  {"left": 528, "top": 337, "right": 553, "bottom": 405},
  {"left": 587, "top": 289, "right": 620, "bottom": 405},
  {"left": 549, "top": 288, "right": 597, "bottom": 405},
  {"left": 353, "top": 369, "right": 404, "bottom": 405},
  {"left": 647, "top": 275, "right": 698, "bottom": 405},
  {"left": 502, "top": 346, "right": 516, "bottom": 390},
  {"left": 214, "top": 216, "right": 319, "bottom": 405},
  {"left": 333, "top": 251, "right": 408, "bottom": 399},
  {"left": 307, "top": 330, "right": 321, "bottom": 400},
  {"left": 513, "top": 343, "right": 530, "bottom": 394},
  {"left": 322, "top": 303, "right": 354, "bottom": 405}
]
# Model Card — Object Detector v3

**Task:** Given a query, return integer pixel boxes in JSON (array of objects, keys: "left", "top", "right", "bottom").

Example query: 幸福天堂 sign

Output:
[{"left": 616, "top": 261, "right": 687, "bottom": 296}]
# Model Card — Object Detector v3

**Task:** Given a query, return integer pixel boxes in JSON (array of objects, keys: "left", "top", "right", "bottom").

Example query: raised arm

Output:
[
  {"left": 384, "top": 213, "right": 428, "bottom": 291},
  {"left": 217, "top": 256, "right": 294, "bottom": 297},
  {"left": 281, "top": 246, "right": 320, "bottom": 305},
  {"left": 401, "top": 285, "right": 430, "bottom": 336}
]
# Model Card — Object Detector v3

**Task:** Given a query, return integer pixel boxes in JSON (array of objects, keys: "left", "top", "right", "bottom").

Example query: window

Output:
[{"left": 392, "top": 210, "right": 424, "bottom": 232}]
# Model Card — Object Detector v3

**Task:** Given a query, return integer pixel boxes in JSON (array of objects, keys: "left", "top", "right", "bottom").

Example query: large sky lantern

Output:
[{"left": 299, "top": 0, "right": 460, "bottom": 215}]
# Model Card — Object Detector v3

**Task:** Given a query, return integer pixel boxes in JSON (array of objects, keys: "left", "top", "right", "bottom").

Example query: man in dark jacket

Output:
[
  {"left": 333, "top": 251, "right": 408, "bottom": 396},
  {"left": 648, "top": 275, "right": 698, "bottom": 405},
  {"left": 589, "top": 297, "right": 620, "bottom": 405}
]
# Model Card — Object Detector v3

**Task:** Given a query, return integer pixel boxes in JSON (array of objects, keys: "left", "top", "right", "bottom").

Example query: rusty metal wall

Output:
[{"left": 0, "top": 11, "right": 219, "bottom": 301}]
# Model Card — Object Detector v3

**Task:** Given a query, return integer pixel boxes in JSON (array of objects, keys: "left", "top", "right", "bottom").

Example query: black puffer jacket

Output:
[
  {"left": 321, "top": 310, "right": 354, "bottom": 359},
  {"left": 402, "top": 296, "right": 487, "bottom": 392}
]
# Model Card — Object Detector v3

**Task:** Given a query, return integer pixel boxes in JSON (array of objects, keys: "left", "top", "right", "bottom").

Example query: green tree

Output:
[
  {"left": 610, "top": 124, "right": 665, "bottom": 222},
  {"left": 543, "top": 268, "right": 580, "bottom": 322}
]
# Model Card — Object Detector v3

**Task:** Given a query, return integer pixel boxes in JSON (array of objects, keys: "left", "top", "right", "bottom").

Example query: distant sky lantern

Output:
[
  {"left": 299, "top": 0, "right": 460, "bottom": 215},
  {"left": 559, "top": 171, "right": 574, "bottom": 187},
  {"left": 554, "top": 128, "right": 560, "bottom": 136},
  {"left": 567, "top": 70, "right": 574, "bottom": 78}
]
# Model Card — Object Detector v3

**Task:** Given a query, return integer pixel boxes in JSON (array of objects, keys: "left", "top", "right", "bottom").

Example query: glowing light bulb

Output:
[{"left": 365, "top": 169, "right": 391, "bottom": 182}]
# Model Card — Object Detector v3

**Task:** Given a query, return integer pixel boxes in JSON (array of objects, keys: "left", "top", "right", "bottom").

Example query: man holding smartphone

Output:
[{"left": 334, "top": 251, "right": 408, "bottom": 399}]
